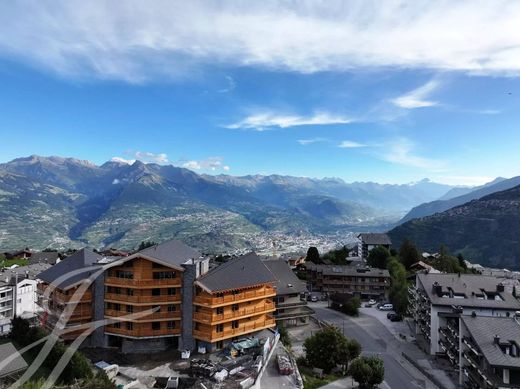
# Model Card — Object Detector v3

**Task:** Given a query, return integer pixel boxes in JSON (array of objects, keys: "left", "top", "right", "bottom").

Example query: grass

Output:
[
  {"left": 299, "top": 366, "right": 343, "bottom": 389},
  {"left": 0, "top": 258, "right": 29, "bottom": 267}
]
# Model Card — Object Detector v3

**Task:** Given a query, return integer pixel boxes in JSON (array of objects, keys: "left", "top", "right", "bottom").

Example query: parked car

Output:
[
  {"left": 367, "top": 299, "right": 377, "bottom": 306},
  {"left": 311, "top": 295, "right": 318, "bottom": 302},
  {"left": 387, "top": 313, "right": 403, "bottom": 321},
  {"left": 378, "top": 303, "right": 393, "bottom": 311}
]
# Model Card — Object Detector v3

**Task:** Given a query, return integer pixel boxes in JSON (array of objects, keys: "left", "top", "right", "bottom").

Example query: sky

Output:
[{"left": 1, "top": 1, "right": 520, "bottom": 185}]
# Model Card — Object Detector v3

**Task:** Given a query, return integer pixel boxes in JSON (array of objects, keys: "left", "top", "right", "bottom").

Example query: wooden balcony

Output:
[
  {"left": 37, "top": 284, "right": 92, "bottom": 304},
  {"left": 105, "top": 326, "right": 181, "bottom": 338},
  {"left": 105, "top": 309, "right": 181, "bottom": 322},
  {"left": 104, "top": 292, "right": 182, "bottom": 305},
  {"left": 194, "top": 287, "right": 276, "bottom": 307},
  {"left": 193, "top": 316, "right": 276, "bottom": 342},
  {"left": 193, "top": 302, "right": 275, "bottom": 324},
  {"left": 105, "top": 277, "right": 181, "bottom": 288}
]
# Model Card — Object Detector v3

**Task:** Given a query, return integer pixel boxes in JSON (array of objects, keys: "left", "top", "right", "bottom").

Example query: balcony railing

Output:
[
  {"left": 105, "top": 277, "right": 181, "bottom": 288},
  {"left": 104, "top": 292, "right": 182, "bottom": 304},
  {"left": 194, "top": 287, "right": 276, "bottom": 307},
  {"left": 193, "top": 316, "right": 276, "bottom": 342},
  {"left": 105, "top": 309, "right": 181, "bottom": 321},
  {"left": 193, "top": 302, "right": 275, "bottom": 324},
  {"left": 37, "top": 284, "right": 93, "bottom": 304},
  {"left": 105, "top": 326, "right": 180, "bottom": 338}
]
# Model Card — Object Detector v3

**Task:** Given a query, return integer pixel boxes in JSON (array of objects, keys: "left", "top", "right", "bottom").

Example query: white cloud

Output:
[
  {"left": 134, "top": 151, "right": 169, "bottom": 164},
  {"left": 226, "top": 111, "right": 352, "bottom": 130},
  {"left": 181, "top": 156, "right": 230, "bottom": 171},
  {"left": 431, "top": 175, "right": 495, "bottom": 186},
  {"left": 297, "top": 138, "right": 329, "bottom": 145},
  {"left": 338, "top": 140, "right": 365, "bottom": 148},
  {"left": 391, "top": 80, "right": 439, "bottom": 109},
  {"left": 379, "top": 138, "right": 446, "bottom": 170},
  {"left": 3, "top": 2, "right": 520, "bottom": 81},
  {"left": 112, "top": 178, "right": 120, "bottom": 185},
  {"left": 111, "top": 157, "right": 136, "bottom": 164}
]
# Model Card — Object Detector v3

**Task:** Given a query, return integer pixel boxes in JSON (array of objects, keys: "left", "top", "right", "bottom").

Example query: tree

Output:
[
  {"left": 342, "top": 296, "right": 361, "bottom": 316},
  {"left": 137, "top": 240, "right": 156, "bottom": 251},
  {"left": 11, "top": 315, "right": 31, "bottom": 346},
  {"left": 322, "top": 246, "right": 350, "bottom": 265},
  {"left": 348, "top": 356, "right": 385, "bottom": 388},
  {"left": 398, "top": 239, "right": 420, "bottom": 269},
  {"left": 387, "top": 258, "right": 409, "bottom": 316},
  {"left": 304, "top": 326, "right": 361, "bottom": 373},
  {"left": 367, "top": 246, "right": 390, "bottom": 269},
  {"left": 278, "top": 324, "right": 292, "bottom": 349},
  {"left": 306, "top": 246, "right": 320, "bottom": 264}
]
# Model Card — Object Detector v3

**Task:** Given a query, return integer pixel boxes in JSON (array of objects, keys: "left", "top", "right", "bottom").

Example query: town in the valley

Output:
[{"left": 1, "top": 233, "right": 519, "bottom": 389}]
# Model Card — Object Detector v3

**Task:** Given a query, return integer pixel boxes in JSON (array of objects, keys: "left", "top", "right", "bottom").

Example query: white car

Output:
[
  {"left": 367, "top": 299, "right": 377, "bottom": 306},
  {"left": 378, "top": 303, "right": 393, "bottom": 311}
]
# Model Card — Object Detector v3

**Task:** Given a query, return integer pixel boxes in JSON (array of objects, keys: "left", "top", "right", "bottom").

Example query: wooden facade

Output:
[
  {"left": 193, "top": 285, "right": 276, "bottom": 345},
  {"left": 36, "top": 282, "right": 94, "bottom": 340},
  {"left": 103, "top": 257, "right": 183, "bottom": 339}
]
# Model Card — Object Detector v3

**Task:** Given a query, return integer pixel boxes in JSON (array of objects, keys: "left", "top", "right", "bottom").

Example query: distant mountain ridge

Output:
[
  {"left": 0, "top": 155, "right": 462, "bottom": 251},
  {"left": 388, "top": 183, "right": 520, "bottom": 269},
  {"left": 398, "top": 176, "right": 518, "bottom": 224}
]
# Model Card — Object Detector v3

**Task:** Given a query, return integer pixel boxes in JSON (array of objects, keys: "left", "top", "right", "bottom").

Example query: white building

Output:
[
  {"left": 0, "top": 263, "right": 51, "bottom": 334},
  {"left": 409, "top": 273, "right": 520, "bottom": 356}
]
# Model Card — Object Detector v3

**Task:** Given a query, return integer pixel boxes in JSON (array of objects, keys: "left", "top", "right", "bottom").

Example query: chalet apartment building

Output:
[
  {"left": 37, "top": 241, "right": 277, "bottom": 353},
  {"left": 357, "top": 233, "right": 392, "bottom": 260},
  {"left": 408, "top": 273, "right": 520, "bottom": 359},
  {"left": 306, "top": 263, "right": 390, "bottom": 300}
]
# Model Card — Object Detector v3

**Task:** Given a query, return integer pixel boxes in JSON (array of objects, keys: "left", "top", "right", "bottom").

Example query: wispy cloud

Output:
[
  {"left": 225, "top": 111, "right": 352, "bottom": 130},
  {"left": 379, "top": 138, "right": 446, "bottom": 170},
  {"left": 391, "top": 80, "right": 440, "bottom": 109},
  {"left": 218, "top": 76, "right": 236, "bottom": 93},
  {"left": 134, "top": 151, "right": 169, "bottom": 164},
  {"left": 111, "top": 157, "right": 136, "bottom": 165},
  {"left": 297, "top": 138, "right": 329, "bottom": 145},
  {"left": 181, "top": 156, "right": 230, "bottom": 171},
  {"left": 3, "top": 2, "right": 520, "bottom": 81},
  {"left": 338, "top": 140, "right": 365, "bottom": 148},
  {"left": 430, "top": 175, "right": 495, "bottom": 186}
]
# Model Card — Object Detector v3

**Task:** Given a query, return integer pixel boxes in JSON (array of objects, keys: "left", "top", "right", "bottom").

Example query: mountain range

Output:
[
  {"left": 389, "top": 183, "right": 520, "bottom": 270},
  {"left": 0, "top": 155, "right": 461, "bottom": 252}
]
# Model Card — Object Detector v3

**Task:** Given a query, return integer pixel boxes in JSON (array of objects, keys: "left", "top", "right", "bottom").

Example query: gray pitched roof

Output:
[
  {"left": 0, "top": 342, "right": 28, "bottom": 378},
  {"left": 358, "top": 233, "right": 392, "bottom": 245},
  {"left": 138, "top": 239, "right": 201, "bottom": 266},
  {"left": 417, "top": 273, "right": 520, "bottom": 310},
  {"left": 307, "top": 263, "right": 390, "bottom": 278},
  {"left": 37, "top": 249, "right": 104, "bottom": 290},
  {"left": 28, "top": 251, "right": 60, "bottom": 265},
  {"left": 263, "top": 260, "right": 307, "bottom": 295},
  {"left": 462, "top": 316, "right": 520, "bottom": 368},
  {"left": 0, "top": 263, "right": 52, "bottom": 287},
  {"left": 196, "top": 252, "right": 276, "bottom": 293}
]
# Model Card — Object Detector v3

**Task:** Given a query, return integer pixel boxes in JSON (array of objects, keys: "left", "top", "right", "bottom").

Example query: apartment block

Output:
[
  {"left": 264, "top": 260, "right": 313, "bottom": 327},
  {"left": 307, "top": 263, "right": 390, "bottom": 300},
  {"left": 36, "top": 241, "right": 280, "bottom": 353},
  {"left": 357, "top": 233, "right": 391, "bottom": 259},
  {"left": 408, "top": 273, "right": 520, "bottom": 356},
  {"left": 193, "top": 253, "right": 276, "bottom": 352}
]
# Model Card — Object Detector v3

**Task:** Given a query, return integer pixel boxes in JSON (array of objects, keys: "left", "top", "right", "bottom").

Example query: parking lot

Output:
[{"left": 358, "top": 305, "right": 412, "bottom": 341}]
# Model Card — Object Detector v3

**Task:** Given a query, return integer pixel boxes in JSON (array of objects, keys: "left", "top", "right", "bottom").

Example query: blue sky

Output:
[{"left": 1, "top": 1, "right": 520, "bottom": 185}]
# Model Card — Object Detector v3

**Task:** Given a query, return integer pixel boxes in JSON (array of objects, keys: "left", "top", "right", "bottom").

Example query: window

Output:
[
  {"left": 216, "top": 292, "right": 224, "bottom": 298},
  {"left": 152, "top": 322, "right": 161, "bottom": 330},
  {"left": 114, "top": 303, "right": 121, "bottom": 311},
  {"left": 126, "top": 322, "right": 133, "bottom": 330},
  {"left": 153, "top": 271, "right": 176, "bottom": 279},
  {"left": 194, "top": 323, "right": 200, "bottom": 330},
  {"left": 152, "top": 262, "right": 164, "bottom": 268},
  {"left": 152, "top": 289, "right": 161, "bottom": 296},
  {"left": 115, "top": 287, "right": 121, "bottom": 295},
  {"left": 126, "top": 305, "right": 133, "bottom": 313},
  {"left": 232, "top": 304, "right": 239, "bottom": 311},
  {"left": 126, "top": 288, "right": 134, "bottom": 296},
  {"left": 115, "top": 270, "right": 133, "bottom": 279},
  {"left": 216, "top": 324, "right": 224, "bottom": 333},
  {"left": 105, "top": 302, "right": 112, "bottom": 310},
  {"left": 216, "top": 307, "right": 224, "bottom": 315},
  {"left": 167, "top": 305, "right": 176, "bottom": 312},
  {"left": 167, "top": 321, "right": 175, "bottom": 329},
  {"left": 167, "top": 288, "right": 176, "bottom": 295},
  {"left": 113, "top": 322, "right": 121, "bottom": 329},
  {"left": 232, "top": 320, "right": 239, "bottom": 329}
]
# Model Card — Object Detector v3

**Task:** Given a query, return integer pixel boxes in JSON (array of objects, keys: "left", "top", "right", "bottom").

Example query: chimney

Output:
[
  {"left": 494, "top": 335, "right": 500, "bottom": 345},
  {"left": 432, "top": 282, "right": 442, "bottom": 296},
  {"left": 497, "top": 283, "right": 505, "bottom": 293}
]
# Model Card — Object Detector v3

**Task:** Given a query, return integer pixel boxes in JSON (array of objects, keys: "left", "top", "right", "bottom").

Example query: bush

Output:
[
  {"left": 278, "top": 325, "right": 292, "bottom": 349},
  {"left": 348, "top": 355, "right": 384, "bottom": 388},
  {"left": 366, "top": 246, "right": 390, "bottom": 269},
  {"left": 342, "top": 296, "right": 361, "bottom": 316}
]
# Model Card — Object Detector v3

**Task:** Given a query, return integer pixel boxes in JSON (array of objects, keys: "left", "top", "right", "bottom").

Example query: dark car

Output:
[{"left": 387, "top": 313, "right": 403, "bottom": 322}]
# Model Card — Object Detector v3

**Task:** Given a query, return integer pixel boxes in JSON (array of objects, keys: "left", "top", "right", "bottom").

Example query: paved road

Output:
[{"left": 310, "top": 303, "right": 438, "bottom": 389}]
